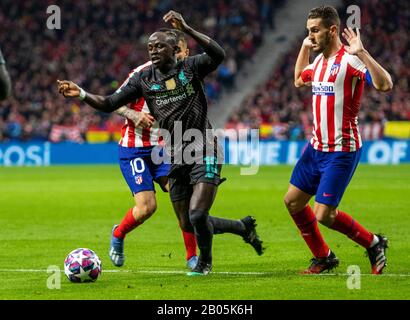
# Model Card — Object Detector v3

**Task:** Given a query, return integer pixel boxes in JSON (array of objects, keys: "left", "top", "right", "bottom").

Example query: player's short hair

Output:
[
  {"left": 155, "top": 28, "right": 178, "bottom": 47},
  {"left": 157, "top": 28, "right": 187, "bottom": 47},
  {"left": 308, "top": 6, "right": 340, "bottom": 29},
  {"left": 173, "top": 30, "right": 187, "bottom": 47}
]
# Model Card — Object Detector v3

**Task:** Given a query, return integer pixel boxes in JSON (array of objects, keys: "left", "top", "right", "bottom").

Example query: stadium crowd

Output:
[
  {"left": 225, "top": 0, "right": 409, "bottom": 140},
  {"left": 0, "top": 0, "right": 279, "bottom": 142},
  {"left": 0, "top": 0, "right": 407, "bottom": 143}
]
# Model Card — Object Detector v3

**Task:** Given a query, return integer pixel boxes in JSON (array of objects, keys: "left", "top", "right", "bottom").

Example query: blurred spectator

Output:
[
  {"left": 226, "top": 0, "right": 410, "bottom": 140},
  {"left": 0, "top": 0, "right": 282, "bottom": 142}
]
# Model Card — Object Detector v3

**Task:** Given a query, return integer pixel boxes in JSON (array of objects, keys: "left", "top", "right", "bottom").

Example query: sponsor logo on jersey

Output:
[
  {"left": 312, "top": 82, "right": 335, "bottom": 96},
  {"left": 155, "top": 83, "right": 196, "bottom": 106},
  {"left": 165, "top": 78, "right": 176, "bottom": 90},
  {"left": 186, "top": 83, "right": 195, "bottom": 96}
]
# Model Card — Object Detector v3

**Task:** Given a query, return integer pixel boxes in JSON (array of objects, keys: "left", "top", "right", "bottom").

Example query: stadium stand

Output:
[
  {"left": 0, "top": 0, "right": 407, "bottom": 142},
  {"left": 224, "top": 0, "right": 409, "bottom": 140},
  {"left": 0, "top": 0, "right": 281, "bottom": 142}
]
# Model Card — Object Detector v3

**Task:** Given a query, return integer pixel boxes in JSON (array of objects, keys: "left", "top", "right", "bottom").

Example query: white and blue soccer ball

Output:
[{"left": 64, "top": 248, "right": 102, "bottom": 283}]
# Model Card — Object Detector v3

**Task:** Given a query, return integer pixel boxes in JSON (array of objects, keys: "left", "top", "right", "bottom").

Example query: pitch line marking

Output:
[
  {"left": 0, "top": 269, "right": 410, "bottom": 277},
  {"left": 0, "top": 269, "right": 270, "bottom": 275}
]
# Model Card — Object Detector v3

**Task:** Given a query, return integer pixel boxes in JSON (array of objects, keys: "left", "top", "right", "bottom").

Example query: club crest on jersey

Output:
[
  {"left": 165, "top": 78, "right": 176, "bottom": 90},
  {"left": 312, "top": 81, "right": 335, "bottom": 96},
  {"left": 135, "top": 175, "right": 143, "bottom": 185},
  {"left": 330, "top": 63, "right": 340, "bottom": 76}
]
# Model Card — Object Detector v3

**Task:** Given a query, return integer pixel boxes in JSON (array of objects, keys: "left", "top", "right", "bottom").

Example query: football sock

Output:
[
  {"left": 209, "top": 216, "right": 246, "bottom": 236},
  {"left": 329, "top": 210, "right": 374, "bottom": 248},
  {"left": 291, "top": 206, "right": 330, "bottom": 258},
  {"left": 113, "top": 207, "right": 142, "bottom": 239},
  {"left": 370, "top": 234, "right": 379, "bottom": 247},
  {"left": 182, "top": 231, "right": 197, "bottom": 260},
  {"left": 189, "top": 209, "right": 213, "bottom": 264}
]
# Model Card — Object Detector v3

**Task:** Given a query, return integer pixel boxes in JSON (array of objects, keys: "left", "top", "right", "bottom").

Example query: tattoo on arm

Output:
[{"left": 114, "top": 106, "right": 142, "bottom": 123}]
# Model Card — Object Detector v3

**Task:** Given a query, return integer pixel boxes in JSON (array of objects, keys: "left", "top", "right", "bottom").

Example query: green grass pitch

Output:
[{"left": 0, "top": 165, "right": 409, "bottom": 300}]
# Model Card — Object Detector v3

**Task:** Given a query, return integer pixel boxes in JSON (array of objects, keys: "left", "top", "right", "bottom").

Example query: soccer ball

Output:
[{"left": 64, "top": 248, "right": 102, "bottom": 283}]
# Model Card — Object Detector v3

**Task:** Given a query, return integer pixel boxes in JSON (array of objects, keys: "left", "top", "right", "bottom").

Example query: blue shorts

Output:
[
  {"left": 290, "top": 143, "right": 362, "bottom": 207},
  {"left": 119, "top": 146, "right": 170, "bottom": 195}
]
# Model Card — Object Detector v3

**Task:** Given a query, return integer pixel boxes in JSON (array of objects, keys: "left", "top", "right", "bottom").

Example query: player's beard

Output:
[{"left": 315, "top": 31, "right": 332, "bottom": 53}]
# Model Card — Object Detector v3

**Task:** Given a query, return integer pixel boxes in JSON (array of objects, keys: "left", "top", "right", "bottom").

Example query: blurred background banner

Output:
[
  {"left": 383, "top": 121, "right": 410, "bottom": 139},
  {"left": 1, "top": 139, "right": 408, "bottom": 166},
  {"left": 0, "top": 0, "right": 408, "bottom": 165}
]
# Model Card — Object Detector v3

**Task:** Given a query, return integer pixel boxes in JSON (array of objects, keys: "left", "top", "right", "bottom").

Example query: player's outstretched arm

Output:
[
  {"left": 0, "top": 47, "right": 11, "bottom": 100},
  {"left": 57, "top": 80, "right": 113, "bottom": 111},
  {"left": 114, "top": 106, "right": 154, "bottom": 128},
  {"left": 57, "top": 80, "right": 139, "bottom": 113},
  {"left": 294, "top": 37, "right": 313, "bottom": 88},
  {"left": 163, "top": 10, "right": 226, "bottom": 65},
  {"left": 343, "top": 27, "right": 393, "bottom": 92}
]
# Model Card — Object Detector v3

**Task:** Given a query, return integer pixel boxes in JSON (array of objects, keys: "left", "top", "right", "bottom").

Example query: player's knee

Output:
[
  {"left": 189, "top": 209, "right": 208, "bottom": 228},
  {"left": 136, "top": 202, "right": 157, "bottom": 220},
  {"left": 284, "top": 195, "right": 303, "bottom": 214},
  {"left": 314, "top": 207, "right": 336, "bottom": 227},
  {"left": 315, "top": 212, "right": 331, "bottom": 226}
]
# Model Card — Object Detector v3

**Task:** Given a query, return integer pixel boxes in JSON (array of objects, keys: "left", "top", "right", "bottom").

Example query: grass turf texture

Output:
[{"left": 0, "top": 165, "right": 409, "bottom": 300}]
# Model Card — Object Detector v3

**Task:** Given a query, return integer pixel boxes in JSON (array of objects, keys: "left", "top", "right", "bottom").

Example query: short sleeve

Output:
[
  {"left": 301, "top": 64, "right": 313, "bottom": 83},
  {"left": 187, "top": 54, "right": 219, "bottom": 79},
  {"left": 347, "top": 54, "right": 372, "bottom": 84},
  {"left": 347, "top": 55, "right": 367, "bottom": 77}
]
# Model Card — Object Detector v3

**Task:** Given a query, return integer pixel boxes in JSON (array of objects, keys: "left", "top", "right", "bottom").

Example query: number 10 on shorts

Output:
[{"left": 130, "top": 158, "right": 145, "bottom": 176}]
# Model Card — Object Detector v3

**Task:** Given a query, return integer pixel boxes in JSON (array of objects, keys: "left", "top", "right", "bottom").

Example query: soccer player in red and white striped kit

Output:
[{"left": 285, "top": 6, "right": 393, "bottom": 274}]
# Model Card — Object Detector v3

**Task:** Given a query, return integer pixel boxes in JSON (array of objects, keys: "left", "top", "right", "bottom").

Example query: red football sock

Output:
[
  {"left": 182, "top": 231, "right": 197, "bottom": 260},
  {"left": 330, "top": 210, "right": 373, "bottom": 248},
  {"left": 113, "top": 208, "right": 142, "bottom": 239},
  {"left": 291, "top": 206, "right": 330, "bottom": 258}
]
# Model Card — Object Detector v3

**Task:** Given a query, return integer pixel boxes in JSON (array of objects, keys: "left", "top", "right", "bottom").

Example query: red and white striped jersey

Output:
[
  {"left": 301, "top": 46, "right": 370, "bottom": 152},
  {"left": 118, "top": 61, "right": 161, "bottom": 148}
]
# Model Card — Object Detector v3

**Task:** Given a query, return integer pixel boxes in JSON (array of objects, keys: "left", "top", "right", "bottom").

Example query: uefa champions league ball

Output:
[{"left": 64, "top": 248, "right": 102, "bottom": 283}]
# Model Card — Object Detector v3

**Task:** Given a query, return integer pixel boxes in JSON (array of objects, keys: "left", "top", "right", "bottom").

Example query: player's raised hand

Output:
[
  {"left": 302, "top": 36, "right": 313, "bottom": 49},
  {"left": 342, "top": 27, "right": 365, "bottom": 55},
  {"left": 57, "top": 80, "right": 80, "bottom": 98},
  {"left": 163, "top": 11, "right": 189, "bottom": 31}
]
